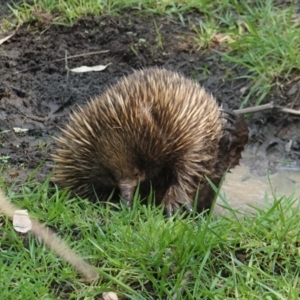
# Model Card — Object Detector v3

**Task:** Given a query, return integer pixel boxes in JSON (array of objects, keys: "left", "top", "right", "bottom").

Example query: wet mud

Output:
[{"left": 1, "top": 13, "right": 300, "bottom": 209}]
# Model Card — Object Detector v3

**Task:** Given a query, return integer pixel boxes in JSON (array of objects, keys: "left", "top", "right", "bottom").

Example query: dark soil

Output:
[{"left": 1, "top": 13, "right": 300, "bottom": 188}]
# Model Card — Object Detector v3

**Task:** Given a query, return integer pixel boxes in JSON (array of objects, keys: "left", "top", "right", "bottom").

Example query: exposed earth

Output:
[{"left": 1, "top": 12, "right": 300, "bottom": 195}]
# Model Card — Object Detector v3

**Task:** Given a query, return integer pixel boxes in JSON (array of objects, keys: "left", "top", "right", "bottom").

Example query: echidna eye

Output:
[{"left": 133, "top": 170, "right": 140, "bottom": 178}]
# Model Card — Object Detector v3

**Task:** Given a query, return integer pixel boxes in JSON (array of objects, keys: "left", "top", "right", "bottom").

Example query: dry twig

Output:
[
  {"left": 0, "top": 188, "right": 98, "bottom": 281},
  {"left": 14, "top": 50, "right": 110, "bottom": 74},
  {"left": 234, "top": 101, "right": 300, "bottom": 116}
]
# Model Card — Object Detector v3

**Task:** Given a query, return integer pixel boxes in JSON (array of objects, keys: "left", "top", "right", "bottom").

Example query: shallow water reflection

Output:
[{"left": 216, "top": 149, "right": 300, "bottom": 214}]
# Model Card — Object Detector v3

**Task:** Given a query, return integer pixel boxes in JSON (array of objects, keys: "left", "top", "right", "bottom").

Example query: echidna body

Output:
[{"left": 52, "top": 68, "right": 248, "bottom": 215}]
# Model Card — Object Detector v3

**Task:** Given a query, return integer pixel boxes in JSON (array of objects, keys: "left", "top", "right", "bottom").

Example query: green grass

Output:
[
  {"left": 1, "top": 178, "right": 300, "bottom": 299},
  {"left": 219, "top": 1, "right": 300, "bottom": 107},
  {"left": 192, "top": 0, "right": 300, "bottom": 107}
]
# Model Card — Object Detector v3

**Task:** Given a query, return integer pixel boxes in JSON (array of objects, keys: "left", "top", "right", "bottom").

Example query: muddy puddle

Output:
[{"left": 217, "top": 147, "right": 300, "bottom": 214}]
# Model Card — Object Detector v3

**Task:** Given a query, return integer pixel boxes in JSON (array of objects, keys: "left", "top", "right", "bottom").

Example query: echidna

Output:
[{"left": 52, "top": 67, "right": 248, "bottom": 216}]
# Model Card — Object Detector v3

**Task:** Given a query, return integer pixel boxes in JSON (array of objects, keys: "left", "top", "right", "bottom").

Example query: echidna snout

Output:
[
  {"left": 117, "top": 168, "right": 146, "bottom": 205},
  {"left": 119, "top": 181, "right": 137, "bottom": 206}
]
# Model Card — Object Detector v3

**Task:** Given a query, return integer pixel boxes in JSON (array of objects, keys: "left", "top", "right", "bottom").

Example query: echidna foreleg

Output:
[
  {"left": 162, "top": 185, "right": 193, "bottom": 217},
  {"left": 221, "top": 109, "right": 249, "bottom": 156}
]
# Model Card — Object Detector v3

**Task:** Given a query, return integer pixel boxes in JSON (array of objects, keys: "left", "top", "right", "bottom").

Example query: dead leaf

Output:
[
  {"left": 102, "top": 292, "right": 118, "bottom": 300},
  {"left": 0, "top": 32, "right": 15, "bottom": 45},
  {"left": 240, "top": 85, "right": 250, "bottom": 95},
  {"left": 70, "top": 64, "right": 110, "bottom": 73},
  {"left": 13, "top": 210, "right": 32, "bottom": 233},
  {"left": 212, "top": 33, "right": 234, "bottom": 44},
  {"left": 10, "top": 171, "right": 19, "bottom": 178},
  {"left": 13, "top": 127, "right": 29, "bottom": 133}
]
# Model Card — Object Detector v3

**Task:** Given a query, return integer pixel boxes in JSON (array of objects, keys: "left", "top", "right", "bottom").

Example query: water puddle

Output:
[{"left": 216, "top": 147, "right": 300, "bottom": 214}]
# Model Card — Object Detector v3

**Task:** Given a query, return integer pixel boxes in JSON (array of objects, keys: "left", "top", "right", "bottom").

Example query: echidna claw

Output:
[
  {"left": 165, "top": 201, "right": 194, "bottom": 217},
  {"left": 221, "top": 109, "right": 236, "bottom": 117},
  {"left": 183, "top": 202, "right": 193, "bottom": 213},
  {"left": 221, "top": 110, "right": 238, "bottom": 124},
  {"left": 165, "top": 202, "right": 180, "bottom": 217},
  {"left": 121, "top": 197, "right": 132, "bottom": 208},
  {"left": 224, "top": 126, "right": 238, "bottom": 135},
  {"left": 222, "top": 115, "right": 235, "bottom": 124},
  {"left": 165, "top": 205, "right": 174, "bottom": 218}
]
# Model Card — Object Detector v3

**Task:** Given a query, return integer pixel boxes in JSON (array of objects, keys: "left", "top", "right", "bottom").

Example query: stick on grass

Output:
[{"left": 0, "top": 188, "right": 99, "bottom": 281}]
